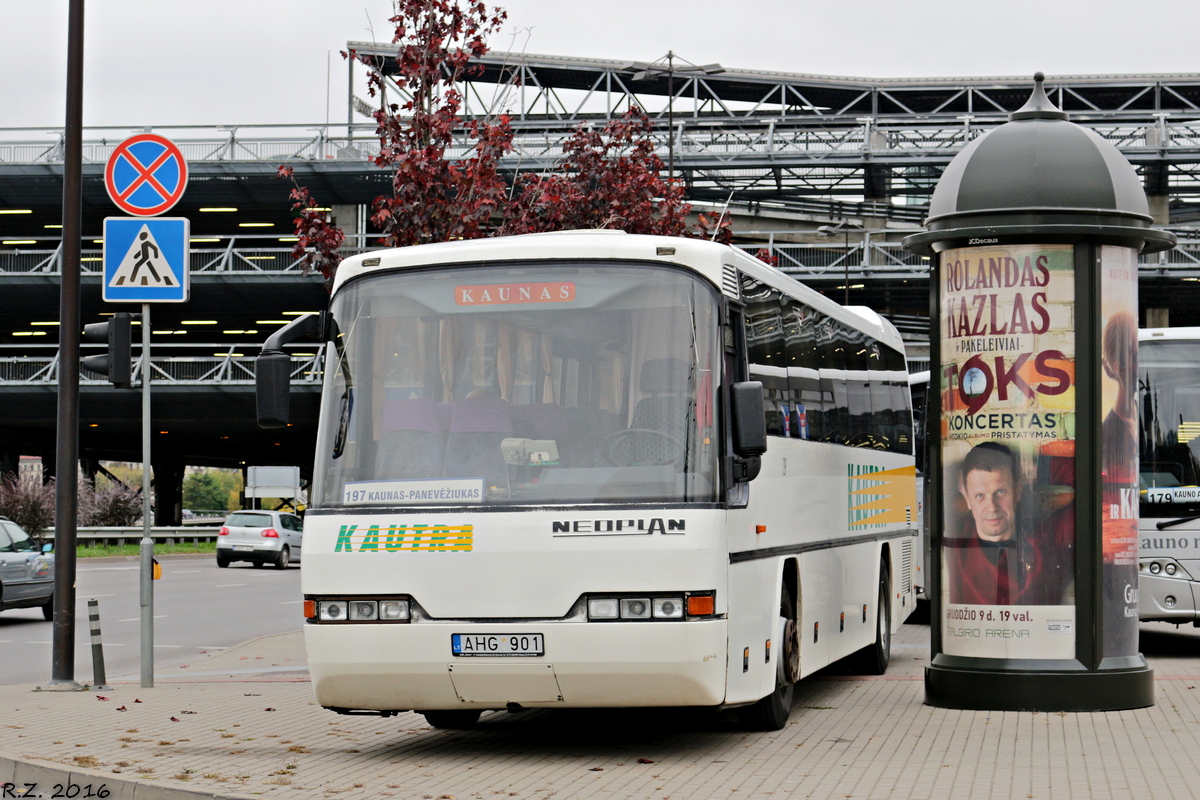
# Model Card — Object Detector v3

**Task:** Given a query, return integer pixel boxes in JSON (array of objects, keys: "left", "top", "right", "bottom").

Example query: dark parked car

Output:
[{"left": 0, "top": 517, "right": 54, "bottom": 619}]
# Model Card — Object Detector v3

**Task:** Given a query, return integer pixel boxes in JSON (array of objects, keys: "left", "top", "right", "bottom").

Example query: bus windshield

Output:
[
  {"left": 1140, "top": 338, "right": 1200, "bottom": 514},
  {"left": 311, "top": 262, "right": 722, "bottom": 508}
]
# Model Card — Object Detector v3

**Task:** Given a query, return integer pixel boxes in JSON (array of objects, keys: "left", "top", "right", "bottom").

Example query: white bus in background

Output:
[
  {"left": 257, "top": 231, "right": 918, "bottom": 731},
  {"left": 907, "top": 369, "right": 930, "bottom": 606},
  {"left": 1136, "top": 327, "right": 1200, "bottom": 623}
]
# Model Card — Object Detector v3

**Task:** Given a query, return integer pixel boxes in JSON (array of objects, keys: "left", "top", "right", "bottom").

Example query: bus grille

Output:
[
  {"left": 722, "top": 265, "right": 740, "bottom": 299},
  {"left": 900, "top": 539, "right": 913, "bottom": 594}
]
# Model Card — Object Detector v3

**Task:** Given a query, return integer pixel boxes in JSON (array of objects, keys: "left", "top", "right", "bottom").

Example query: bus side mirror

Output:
[
  {"left": 256, "top": 351, "right": 293, "bottom": 428},
  {"left": 731, "top": 381, "right": 767, "bottom": 482},
  {"left": 256, "top": 313, "right": 323, "bottom": 429}
]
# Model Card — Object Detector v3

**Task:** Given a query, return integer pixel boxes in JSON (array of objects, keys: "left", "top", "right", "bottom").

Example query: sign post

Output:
[{"left": 102, "top": 133, "right": 190, "bottom": 689}]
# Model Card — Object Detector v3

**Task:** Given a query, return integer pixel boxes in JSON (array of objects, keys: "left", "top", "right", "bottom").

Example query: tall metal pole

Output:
[
  {"left": 666, "top": 51, "right": 675, "bottom": 182},
  {"left": 48, "top": 0, "right": 85, "bottom": 691},
  {"left": 139, "top": 304, "right": 154, "bottom": 688},
  {"left": 844, "top": 230, "right": 850, "bottom": 305},
  {"left": 347, "top": 54, "right": 354, "bottom": 143}
]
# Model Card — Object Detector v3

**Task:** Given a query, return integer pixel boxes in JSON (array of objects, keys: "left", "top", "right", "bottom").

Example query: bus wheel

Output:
[
  {"left": 422, "top": 709, "right": 482, "bottom": 729},
  {"left": 739, "top": 586, "right": 796, "bottom": 731},
  {"left": 853, "top": 559, "right": 892, "bottom": 675}
]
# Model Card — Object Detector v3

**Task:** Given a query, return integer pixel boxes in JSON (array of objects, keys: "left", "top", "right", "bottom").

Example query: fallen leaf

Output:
[
  {"left": 170, "top": 717, "right": 180, "bottom": 722},
  {"left": 588, "top": 767, "right": 603, "bottom": 771},
  {"left": 264, "top": 708, "right": 276, "bottom": 712},
  {"left": 180, "top": 711, "right": 197, "bottom": 715},
  {"left": 116, "top": 706, "right": 127, "bottom": 712},
  {"left": 637, "top": 758, "right": 654, "bottom": 764},
  {"left": 96, "top": 696, "right": 109, "bottom": 701},
  {"left": 244, "top": 693, "right": 261, "bottom": 697},
  {"left": 134, "top": 699, "right": 142, "bottom": 704}
]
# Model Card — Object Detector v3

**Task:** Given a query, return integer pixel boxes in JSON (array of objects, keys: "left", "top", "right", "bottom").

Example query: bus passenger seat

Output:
[
  {"left": 375, "top": 398, "right": 445, "bottom": 479},
  {"left": 443, "top": 396, "right": 513, "bottom": 492},
  {"left": 631, "top": 358, "right": 694, "bottom": 462},
  {"left": 512, "top": 403, "right": 568, "bottom": 463}
]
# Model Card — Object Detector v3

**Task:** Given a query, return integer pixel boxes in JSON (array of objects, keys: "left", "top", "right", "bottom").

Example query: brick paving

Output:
[{"left": 3, "top": 621, "right": 1200, "bottom": 799}]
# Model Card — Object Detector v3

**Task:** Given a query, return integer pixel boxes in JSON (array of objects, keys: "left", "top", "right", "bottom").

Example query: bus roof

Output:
[
  {"left": 1141, "top": 326, "right": 1200, "bottom": 342},
  {"left": 332, "top": 231, "right": 904, "bottom": 352}
]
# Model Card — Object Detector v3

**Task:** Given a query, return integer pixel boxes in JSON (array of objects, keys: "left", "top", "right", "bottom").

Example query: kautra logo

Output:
[
  {"left": 847, "top": 465, "right": 918, "bottom": 529},
  {"left": 334, "top": 524, "right": 473, "bottom": 552}
]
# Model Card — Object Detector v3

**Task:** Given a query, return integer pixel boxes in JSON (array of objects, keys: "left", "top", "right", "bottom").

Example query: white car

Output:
[
  {"left": 0, "top": 517, "right": 54, "bottom": 619},
  {"left": 215, "top": 510, "right": 303, "bottom": 569}
]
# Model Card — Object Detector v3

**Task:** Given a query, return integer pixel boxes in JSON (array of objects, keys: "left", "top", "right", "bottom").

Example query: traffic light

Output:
[{"left": 81, "top": 312, "right": 132, "bottom": 388}]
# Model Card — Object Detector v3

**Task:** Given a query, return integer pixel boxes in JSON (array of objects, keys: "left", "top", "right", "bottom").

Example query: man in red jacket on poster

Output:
[{"left": 947, "top": 441, "right": 1065, "bottom": 605}]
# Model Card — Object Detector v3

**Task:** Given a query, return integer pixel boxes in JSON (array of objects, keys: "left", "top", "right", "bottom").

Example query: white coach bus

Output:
[
  {"left": 1136, "top": 327, "right": 1200, "bottom": 623},
  {"left": 256, "top": 231, "right": 918, "bottom": 730}
]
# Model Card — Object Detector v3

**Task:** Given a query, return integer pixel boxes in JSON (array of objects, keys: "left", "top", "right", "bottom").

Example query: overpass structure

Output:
[
  {"left": 9, "top": 50, "right": 1200, "bottom": 217},
  {"left": 5, "top": 46, "right": 1200, "bottom": 512}
]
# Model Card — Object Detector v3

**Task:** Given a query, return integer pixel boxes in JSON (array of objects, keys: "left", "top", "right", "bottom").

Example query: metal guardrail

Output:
[
  {"left": 0, "top": 234, "right": 375, "bottom": 277},
  {"left": 7, "top": 230, "right": 1200, "bottom": 281},
  {"left": 0, "top": 345, "right": 324, "bottom": 387},
  {"left": 733, "top": 233, "right": 1200, "bottom": 280},
  {"left": 1, "top": 118, "right": 1199, "bottom": 166},
  {"left": 42, "top": 527, "right": 220, "bottom": 546}
]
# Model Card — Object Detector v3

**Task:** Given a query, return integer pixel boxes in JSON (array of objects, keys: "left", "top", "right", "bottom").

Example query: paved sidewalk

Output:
[{"left": 4, "top": 621, "right": 1200, "bottom": 799}]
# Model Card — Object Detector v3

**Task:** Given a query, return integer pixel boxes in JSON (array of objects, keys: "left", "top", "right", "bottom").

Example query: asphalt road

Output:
[{"left": 0, "top": 553, "right": 303, "bottom": 686}]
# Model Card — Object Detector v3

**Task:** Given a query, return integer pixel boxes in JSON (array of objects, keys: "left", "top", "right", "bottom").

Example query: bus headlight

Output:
[
  {"left": 620, "top": 598, "right": 653, "bottom": 619},
  {"left": 585, "top": 592, "right": 717, "bottom": 621},
  {"left": 1166, "top": 563, "right": 1178, "bottom": 576},
  {"left": 349, "top": 600, "right": 378, "bottom": 621},
  {"left": 652, "top": 597, "right": 684, "bottom": 619},
  {"left": 1150, "top": 562, "right": 1162, "bottom": 574},
  {"left": 318, "top": 600, "right": 347, "bottom": 621},
  {"left": 379, "top": 599, "right": 410, "bottom": 620},
  {"left": 587, "top": 598, "right": 620, "bottom": 619},
  {"left": 309, "top": 596, "right": 412, "bottom": 623}
]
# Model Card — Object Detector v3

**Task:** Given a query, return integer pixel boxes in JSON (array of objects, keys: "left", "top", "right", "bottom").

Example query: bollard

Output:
[{"left": 87, "top": 598, "right": 111, "bottom": 691}]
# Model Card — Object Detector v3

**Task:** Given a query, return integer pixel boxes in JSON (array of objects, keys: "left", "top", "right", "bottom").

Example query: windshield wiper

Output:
[{"left": 1157, "top": 514, "right": 1200, "bottom": 530}]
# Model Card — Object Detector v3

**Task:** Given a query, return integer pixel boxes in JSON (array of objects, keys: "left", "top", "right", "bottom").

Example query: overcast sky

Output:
[{"left": 6, "top": 0, "right": 1200, "bottom": 129}]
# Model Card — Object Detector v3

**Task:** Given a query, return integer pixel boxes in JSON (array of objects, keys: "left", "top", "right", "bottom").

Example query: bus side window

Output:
[
  {"left": 886, "top": 346, "right": 913, "bottom": 455},
  {"left": 786, "top": 304, "right": 822, "bottom": 440},
  {"left": 818, "top": 319, "right": 849, "bottom": 444},
  {"left": 742, "top": 276, "right": 788, "bottom": 437}
]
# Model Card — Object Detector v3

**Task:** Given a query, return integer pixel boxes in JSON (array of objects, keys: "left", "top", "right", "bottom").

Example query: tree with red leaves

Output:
[
  {"left": 279, "top": 165, "right": 345, "bottom": 279},
  {"left": 280, "top": 0, "right": 512, "bottom": 280},
  {"left": 359, "top": 0, "right": 513, "bottom": 248},
  {"left": 500, "top": 108, "right": 689, "bottom": 237},
  {"left": 281, "top": 1, "right": 739, "bottom": 284}
]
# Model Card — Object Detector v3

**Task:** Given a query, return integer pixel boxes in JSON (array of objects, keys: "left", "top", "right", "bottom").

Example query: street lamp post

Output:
[
  {"left": 626, "top": 54, "right": 724, "bottom": 183},
  {"left": 818, "top": 220, "right": 865, "bottom": 305}
]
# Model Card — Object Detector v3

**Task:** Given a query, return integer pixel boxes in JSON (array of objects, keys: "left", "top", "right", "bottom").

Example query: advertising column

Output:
[
  {"left": 1100, "top": 245, "right": 1140, "bottom": 658},
  {"left": 939, "top": 244, "right": 1076, "bottom": 660}
]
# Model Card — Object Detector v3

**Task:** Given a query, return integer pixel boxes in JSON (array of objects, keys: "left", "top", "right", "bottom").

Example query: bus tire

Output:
[
  {"left": 422, "top": 709, "right": 482, "bottom": 729},
  {"left": 853, "top": 558, "right": 891, "bottom": 675},
  {"left": 739, "top": 585, "right": 796, "bottom": 731}
]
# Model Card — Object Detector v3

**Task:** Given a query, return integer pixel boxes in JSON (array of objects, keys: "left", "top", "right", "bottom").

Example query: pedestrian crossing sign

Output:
[{"left": 102, "top": 217, "right": 190, "bottom": 303}]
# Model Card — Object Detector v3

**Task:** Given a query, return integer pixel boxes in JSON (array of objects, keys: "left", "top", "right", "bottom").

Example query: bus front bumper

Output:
[{"left": 304, "top": 619, "right": 729, "bottom": 711}]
